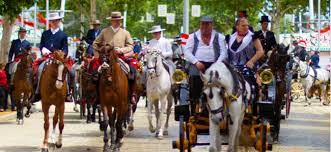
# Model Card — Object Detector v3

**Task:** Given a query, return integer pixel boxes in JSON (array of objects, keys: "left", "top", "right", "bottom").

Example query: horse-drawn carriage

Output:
[{"left": 172, "top": 44, "right": 292, "bottom": 152}]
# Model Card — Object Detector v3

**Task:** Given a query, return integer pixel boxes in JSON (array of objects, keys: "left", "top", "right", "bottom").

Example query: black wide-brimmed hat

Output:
[
  {"left": 260, "top": 15, "right": 270, "bottom": 23},
  {"left": 18, "top": 27, "right": 27, "bottom": 32}
]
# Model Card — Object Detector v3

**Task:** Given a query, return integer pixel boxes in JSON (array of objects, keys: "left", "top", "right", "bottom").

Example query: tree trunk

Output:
[
  {"left": 0, "top": 15, "right": 15, "bottom": 63},
  {"left": 90, "top": 0, "right": 96, "bottom": 22}
]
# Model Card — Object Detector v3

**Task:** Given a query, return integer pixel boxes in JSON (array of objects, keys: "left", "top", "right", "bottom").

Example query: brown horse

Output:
[
  {"left": 268, "top": 44, "right": 290, "bottom": 142},
  {"left": 40, "top": 51, "right": 68, "bottom": 152},
  {"left": 98, "top": 45, "right": 129, "bottom": 152},
  {"left": 12, "top": 49, "right": 34, "bottom": 125},
  {"left": 81, "top": 56, "right": 102, "bottom": 124}
]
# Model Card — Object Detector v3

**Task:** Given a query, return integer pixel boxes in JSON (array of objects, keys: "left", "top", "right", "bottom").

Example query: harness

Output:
[
  {"left": 300, "top": 62, "right": 319, "bottom": 85},
  {"left": 204, "top": 61, "right": 247, "bottom": 124}
]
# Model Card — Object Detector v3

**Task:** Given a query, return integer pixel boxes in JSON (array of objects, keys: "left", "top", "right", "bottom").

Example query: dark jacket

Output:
[
  {"left": 8, "top": 39, "right": 31, "bottom": 62},
  {"left": 310, "top": 54, "right": 320, "bottom": 68},
  {"left": 39, "top": 29, "right": 68, "bottom": 55},
  {"left": 85, "top": 28, "right": 101, "bottom": 56},
  {"left": 294, "top": 47, "right": 308, "bottom": 61},
  {"left": 255, "top": 30, "right": 277, "bottom": 55}
]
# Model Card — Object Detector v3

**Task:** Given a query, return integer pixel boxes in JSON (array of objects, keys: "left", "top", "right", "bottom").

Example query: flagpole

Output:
[
  {"left": 317, "top": 0, "right": 321, "bottom": 51},
  {"left": 34, "top": 1, "right": 37, "bottom": 47},
  {"left": 46, "top": 0, "right": 49, "bottom": 30}
]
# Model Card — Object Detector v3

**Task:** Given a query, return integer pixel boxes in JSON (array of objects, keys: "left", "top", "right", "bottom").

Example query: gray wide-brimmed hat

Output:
[
  {"left": 47, "top": 12, "right": 63, "bottom": 20},
  {"left": 200, "top": 16, "right": 213, "bottom": 22}
]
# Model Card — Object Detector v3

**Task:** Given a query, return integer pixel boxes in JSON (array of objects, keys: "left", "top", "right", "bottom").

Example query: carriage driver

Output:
[
  {"left": 184, "top": 16, "right": 228, "bottom": 114},
  {"left": 93, "top": 11, "right": 138, "bottom": 104}
]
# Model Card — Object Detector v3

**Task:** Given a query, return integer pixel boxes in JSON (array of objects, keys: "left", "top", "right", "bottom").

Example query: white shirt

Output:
[
  {"left": 51, "top": 28, "right": 60, "bottom": 35},
  {"left": 262, "top": 30, "right": 267, "bottom": 38},
  {"left": 111, "top": 26, "right": 120, "bottom": 33},
  {"left": 184, "top": 29, "right": 227, "bottom": 64},
  {"left": 149, "top": 37, "right": 173, "bottom": 59}
]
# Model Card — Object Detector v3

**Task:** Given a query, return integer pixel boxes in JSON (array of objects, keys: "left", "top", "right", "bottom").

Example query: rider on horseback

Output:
[
  {"left": 184, "top": 16, "right": 228, "bottom": 114},
  {"left": 92, "top": 11, "right": 137, "bottom": 104},
  {"left": 34, "top": 12, "right": 68, "bottom": 102}
]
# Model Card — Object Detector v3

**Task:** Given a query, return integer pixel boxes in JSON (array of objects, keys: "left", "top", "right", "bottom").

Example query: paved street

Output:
[{"left": 0, "top": 97, "right": 329, "bottom": 152}]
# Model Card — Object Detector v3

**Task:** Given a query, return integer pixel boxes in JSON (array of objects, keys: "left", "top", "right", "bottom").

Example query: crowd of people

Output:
[{"left": 0, "top": 10, "right": 323, "bottom": 112}]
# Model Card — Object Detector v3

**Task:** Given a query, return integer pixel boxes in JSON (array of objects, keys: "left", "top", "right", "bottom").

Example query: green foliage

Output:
[{"left": 0, "top": 0, "right": 34, "bottom": 22}]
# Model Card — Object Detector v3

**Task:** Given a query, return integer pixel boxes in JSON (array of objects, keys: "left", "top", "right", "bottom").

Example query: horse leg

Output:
[
  {"left": 147, "top": 100, "right": 155, "bottom": 133},
  {"left": 209, "top": 116, "right": 221, "bottom": 152},
  {"left": 115, "top": 110, "right": 125, "bottom": 151},
  {"left": 25, "top": 99, "right": 32, "bottom": 118},
  {"left": 157, "top": 97, "right": 167, "bottom": 139},
  {"left": 41, "top": 104, "right": 50, "bottom": 152},
  {"left": 92, "top": 101, "right": 97, "bottom": 122},
  {"left": 227, "top": 114, "right": 240, "bottom": 152},
  {"left": 102, "top": 106, "right": 110, "bottom": 152},
  {"left": 163, "top": 95, "right": 173, "bottom": 136},
  {"left": 55, "top": 104, "right": 64, "bottom": 148},
  {"left": 51, "top": 106, "right": 59, "bottom": 144},
  {"left": 109, "top": 108, "right": 116, "bottom": 149},
  {"left": 15, "top": 99, "right": 23, "bottom": 125},
  {"left": 321, "top": 84, "right": 329, "bottom": 106},
  {"left": 86, "top": 101, "right": 92, "bottom": 123}
]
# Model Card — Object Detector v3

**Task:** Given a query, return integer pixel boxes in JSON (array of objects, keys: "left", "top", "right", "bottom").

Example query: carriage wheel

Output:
[{"left": 286, "top": 91, "right": 291, "bottom": 118}]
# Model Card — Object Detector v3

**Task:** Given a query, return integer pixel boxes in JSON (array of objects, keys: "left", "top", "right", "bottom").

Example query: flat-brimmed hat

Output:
[
  {"left": 200, "top": 16, "right": 213, "bottom": 22},
  {"left": 18, "top": 27, "right": 27, "bottom": 32},
  {"left": 91, "top": 20, "right": 101, "bottom": 25},
  {"left": 298, "top": 40, "right": 307, "bottom": 48},
  {"left": 47, "top": 12, "right": 63, "bottom": 20},
  {"left": 148, "top": 25, "right": 165, "bottom": 33},
  {"left": 174, "top": 35, "right": 181, "bottom": 41},
  {"left": 106, "top": 12, "right": 124, "bottom": 20},
  {"left": 260, "top": 15, "right": 270, "bottom": 23}
]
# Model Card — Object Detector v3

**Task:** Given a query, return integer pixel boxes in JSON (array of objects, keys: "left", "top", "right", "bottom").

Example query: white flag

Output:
[
  {"left": 166, "top": 13, "right": 175, "bottom": 24},
  {"left": 192, "top": 5, "right": 201, "bottom": 17},
  {"left": 158, "top": 5, "right": 167, "bottom": 17}
]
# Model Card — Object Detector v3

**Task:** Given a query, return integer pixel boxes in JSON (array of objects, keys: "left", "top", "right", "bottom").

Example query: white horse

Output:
[
  {"left": 292, "top": 57, "right": 330, "bottom": 106},
  {"left": 202, "top": 61, "right": 250, "bottom": 152},
  {"left": 145, "top": 47, "right": 173, "bottom": 139}
]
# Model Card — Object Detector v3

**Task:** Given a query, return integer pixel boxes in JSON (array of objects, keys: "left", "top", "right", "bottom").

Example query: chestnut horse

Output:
[
  {"left": 98, "top": 45, "right": 129, "bottom": 152},
  {"left": 12, "top": 50, "right": 33, "bottom": 125},
  {"left": 40, "top": 51, "right": 68, "bottom": 152}
]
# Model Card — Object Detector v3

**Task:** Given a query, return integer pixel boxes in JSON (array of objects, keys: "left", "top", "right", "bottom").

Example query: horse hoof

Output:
[
  {"left": 25, "top": 113, "right": 30, "bottom": 118},
  {"left": 86, "top": 119, "right": 91, "bottom": 124},
  {"left": 128, "top": 125, "right": 134, "bottom": 131},
  {"left": 73, "top": 107, "right": 79, "bottom": 113},
  {"left": 55, "top": 143, "right": 62, "bottom": 148},
  {"left": 17, "top": 119, "right": 24, "bottom": 125},
  {"left": 103, "top": 144, "right": 110, "bottom": 152},
  {"left": 99, "top": 123, "right": 104, "bottom": 131},
  {"left": 157, "top": 135, "right": 163, "bottom": 140},
  {"left": 41, "top": 148, "right": 48, "bottom": 152},
  {"left": 163, "top": 130, "right": 168, "bottom": 135},
  {"left": 308, "top": 102, "right": 311, "bottom": 105},
  {"left": 323, "top": 102, "right": 330, "bottom": 106},
  {"left": 149, "top": 126, "right": 156, "bottom": 133}
]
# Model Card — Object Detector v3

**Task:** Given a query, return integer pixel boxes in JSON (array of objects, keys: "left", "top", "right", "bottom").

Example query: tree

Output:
[{"left": 0, "top": 0, "right": 34, "bottom": 63}]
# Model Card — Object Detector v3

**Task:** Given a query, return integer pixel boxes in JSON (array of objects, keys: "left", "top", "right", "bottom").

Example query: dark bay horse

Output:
[
  {"left": 98, "top": 45, "right": 129, "bottom": 152},
  {"left": 12, "top": 50, "right": 33, "bottom": 125},
  {"left": 268, "top": 44, "right": 290, "bottom": 142},
  {"left": 40, "top": 51, "right": 68, "bottom": 152},
  {"left": 81, "top": 56, "right": 102, "bottom": 124}
]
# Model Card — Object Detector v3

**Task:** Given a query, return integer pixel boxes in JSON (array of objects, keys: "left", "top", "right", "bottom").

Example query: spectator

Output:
[{"left": 0, "top": 63, "right": 8, "bottom": 112}]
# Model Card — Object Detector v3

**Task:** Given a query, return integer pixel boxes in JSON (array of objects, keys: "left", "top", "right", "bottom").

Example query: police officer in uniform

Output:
[{"left": 256, "top": 15, "right": 277, "bottom": 63}]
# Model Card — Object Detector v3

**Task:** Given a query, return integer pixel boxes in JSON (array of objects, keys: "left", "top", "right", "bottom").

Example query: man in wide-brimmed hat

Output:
[
  {"left": 256, "top": 15, "right": 277, "bottom": 63},
  {"left": 294, "top": 40, "right": 308, "bottom": 61},
  {"left": 84, "top": 20, "right": 102, "bottom": 56},
  {"left": 8, "top": 27, "right": 31, "bottom": 62},
  {"left": 93, "top": 11, "right": 138, "bottom": 104},
  {"left": 34, "top": 12, "right": 68, "bottom": 102}
]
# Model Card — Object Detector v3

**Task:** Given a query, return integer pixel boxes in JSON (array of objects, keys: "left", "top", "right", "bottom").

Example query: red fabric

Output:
[
  {"left": 91, "top": 58, "right": 100, "bottom": 71},
  {"left": 129, "top": 58, "right": 139, "bottom": 70},
  {"left": 0, "top": 70, "right": 8, "bottom": 88},
  {"left": 66, "top": 58, "right": 74, "bottom": 71}
]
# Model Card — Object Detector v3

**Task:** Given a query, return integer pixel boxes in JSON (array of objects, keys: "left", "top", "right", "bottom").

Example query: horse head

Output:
[
  {"left": 19, "top": 47, "right": 33, "bottom": 67},
  {"left": 145, "top": 47, "right": 162, "bottom": 78},
  {"left": 98, "top": 44, "right": 116, "bottom": 84},
  {"left": 201, "top": 68, "right": 226, "bottom": 123},
  {"left": 52, "top": 50, "right": 68, "bottom": 89}
]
